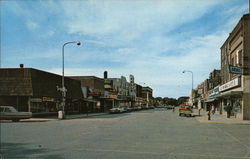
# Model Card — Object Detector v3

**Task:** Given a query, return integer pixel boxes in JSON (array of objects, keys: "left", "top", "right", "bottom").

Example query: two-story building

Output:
[{"left": 219, "top": 14, "right": 250, "bottom": 120}]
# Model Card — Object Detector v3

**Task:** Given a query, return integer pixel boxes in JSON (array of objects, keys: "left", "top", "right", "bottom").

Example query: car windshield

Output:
[{"left": 9, "top": 107, "right": 18, "bottom": 112}]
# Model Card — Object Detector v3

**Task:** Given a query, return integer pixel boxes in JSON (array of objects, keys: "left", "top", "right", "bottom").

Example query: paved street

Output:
[{"left": 1, "top": 108, "right": 250, "bottom": 159}]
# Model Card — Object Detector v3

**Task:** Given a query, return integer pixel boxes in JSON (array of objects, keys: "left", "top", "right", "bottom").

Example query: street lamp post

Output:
[
  {"left": 182, "top": 70, "right": 194, "bottom": 105},
  {"left": 59, "top": 41, "right": 81, "bottom": 119}
]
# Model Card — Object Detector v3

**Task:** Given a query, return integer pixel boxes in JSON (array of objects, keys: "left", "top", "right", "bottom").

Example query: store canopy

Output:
[
  {"left": 205, "top": 98, "right": 216, "bottom": 103},
  {"left": 220, "top": 91, "right": 243, "bottom": 97}
]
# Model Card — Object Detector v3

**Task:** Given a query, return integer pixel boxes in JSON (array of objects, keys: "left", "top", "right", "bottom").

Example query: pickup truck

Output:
[{"left": 179, "top": 105, "right": 193, "bottom": 117}]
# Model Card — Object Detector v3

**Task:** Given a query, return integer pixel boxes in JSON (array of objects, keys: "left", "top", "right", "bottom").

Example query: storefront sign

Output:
[
  {"left": 208, "top": 87, "right": 219, "bottom": 97},
  {"left": 42, "top": 97, "right": 55, "bottom": 102},
  {"left": 88, "top": 92, "right": 101, "bottom": 96},
  {"left": 229, "top": 65, "right": 242, "bottom": 74},
  {"left": 30, "top": 98, "right": 42, "bottom": 102},
  {"left": 198, "top": 88, "right": 203, "bottom": 95},
  {"left": 108, "top": 94, "right": 117, "bottom": 98},
  {"left": 219, "top": 77, "right": 240, "bottom": 92}
]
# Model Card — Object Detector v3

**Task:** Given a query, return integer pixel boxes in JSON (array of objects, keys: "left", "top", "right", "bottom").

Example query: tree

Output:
[{"left": 177, "top": 96, "right": 189, "bottom": 105}]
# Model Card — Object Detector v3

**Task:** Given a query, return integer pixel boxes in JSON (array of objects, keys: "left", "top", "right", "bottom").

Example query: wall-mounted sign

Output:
[
  {"left": 219, "top": 77, "right": 240, "bottom": 92},
  {"left": 88, "top": 92, "right": 101, "bottom": 97},
  {"left": 229, "top": 65, "right": 242, "bottom": 74},
  {"left": 30, "top": 98, "right": 42, "bottom": 102},
  {"left": 208, "top": 87, "right": 219, "bottom": 97},
  {"left": 42, "top": 97, "right": 55, "bottom": 102},
  {"left": 108, "top": 94, "right": 117, "bottom": 98},
  {"left": 104, "top": 79, "right": 112, "bottom": 89},
  {"left": 198, "top": 88, "right": 203, "bottom": 95}
]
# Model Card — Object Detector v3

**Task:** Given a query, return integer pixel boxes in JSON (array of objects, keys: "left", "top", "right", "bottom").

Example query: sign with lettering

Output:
[
  {"left": 208, "top": 87, "right": 219, "bottom": 97},
  {"left": 42, "top": 97, "right": 55, "bottom": 102},
  {"left": 219, "top": 77, "right": 240, "bottom": 92},
  {"left": 30, "top": 98, "right": 42, "bottom": 102},
  {"left": 229, "top": 65, "right": 242, "bottom": 74}
]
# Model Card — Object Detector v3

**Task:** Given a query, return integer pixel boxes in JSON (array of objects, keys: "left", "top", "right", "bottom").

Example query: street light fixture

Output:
[
  {"left": 182, "top": 70, "right": 194, "bottom": 105},
  {"left": 59, "top": 41, "right": 81, "bottom": 119}
]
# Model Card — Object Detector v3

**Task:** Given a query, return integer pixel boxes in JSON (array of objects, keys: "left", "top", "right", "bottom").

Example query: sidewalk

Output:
[
  {"left": 194, "top": 109, "right": 250, "bottom": 125},
  {"left": 1, "top": 112, "right": 109, "bottom": 123}
]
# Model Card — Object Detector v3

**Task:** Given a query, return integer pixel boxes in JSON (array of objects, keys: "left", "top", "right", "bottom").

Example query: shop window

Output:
[{"left": 234, "top": 100, "right": 242, "bottom": 113}]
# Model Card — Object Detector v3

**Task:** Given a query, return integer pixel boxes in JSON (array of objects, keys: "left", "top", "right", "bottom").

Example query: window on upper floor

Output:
[{"left": 236, "top": 50, "right": 242, "bottom": 66}]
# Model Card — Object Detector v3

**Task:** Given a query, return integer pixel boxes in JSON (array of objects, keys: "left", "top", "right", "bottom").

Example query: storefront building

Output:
[
  {"left": 0, "top": 68, "right": 83, "bottom": 116},
  {"left": 69, "top": 76, "right": 104, "bottom": 113},
  {"left": 218, "top": 77, "right": 247, "bottom": 119},
  {"left": 220, "top": 13, "right": 250, "bottom": 120},
  {"left": 205, "top": 86, "right": 221, "bottom": 113}
]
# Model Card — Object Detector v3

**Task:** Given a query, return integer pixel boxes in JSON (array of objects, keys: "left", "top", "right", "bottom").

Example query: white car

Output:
[
  {"left": 118, "top": 107, "right": 127, "bottom": 113},
  {"left": 0, "top": 106, "right": 32, "bottom": 122},
  {"left": 109, "top": 107, "right": 121, "bottom": 114}
]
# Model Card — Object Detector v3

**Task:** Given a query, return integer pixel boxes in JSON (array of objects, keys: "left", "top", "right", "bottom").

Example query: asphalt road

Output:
[{"left": 1, "top": 108, "right": 250, "bottom": 159}]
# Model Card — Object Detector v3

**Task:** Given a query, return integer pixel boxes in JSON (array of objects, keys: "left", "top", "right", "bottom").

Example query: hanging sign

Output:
[{"left": 229, "top": 65, "right": 242, "bottom": 74}]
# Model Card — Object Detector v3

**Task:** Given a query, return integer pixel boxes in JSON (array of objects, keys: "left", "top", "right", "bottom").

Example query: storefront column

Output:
[
  {"left": 243, "top": 93, "right": 250, "bottom": 120},
  {"left": 28, "top": 97, "right": 31, "bottom": 112},
  {"left": 243, "top": 76, "right": 250, "bottom": 120}
]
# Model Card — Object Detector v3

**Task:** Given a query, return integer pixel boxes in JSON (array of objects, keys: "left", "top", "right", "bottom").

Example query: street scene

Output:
[
  {"left": 1, "top": 109, "right": 250, "bottom": 159},
  {"left": 1, "top": 0, "right": 250, "bottom": 159}
]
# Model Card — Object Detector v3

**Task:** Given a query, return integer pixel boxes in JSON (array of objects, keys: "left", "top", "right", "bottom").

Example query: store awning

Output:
[
  {"left": 205, "top": 98, "right": 216, "bottom": 103},
  {"left": 83, "top": 99, "right": 98, "bottom": 103},
  {"left": 220, "top": 91, "right": 243, "bottom": 97}
]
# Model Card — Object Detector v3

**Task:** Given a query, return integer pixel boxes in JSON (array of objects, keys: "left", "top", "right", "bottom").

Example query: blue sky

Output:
[{"left": 0, "top": 0, "right": 249, "bottom": 98}]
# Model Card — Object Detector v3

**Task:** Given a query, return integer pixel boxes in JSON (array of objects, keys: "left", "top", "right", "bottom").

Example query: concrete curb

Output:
[
  {"left": 196, "top": 118, "right": 250, "bottom": 125},
  {"left": 65, "top": 113, "right": 109, "bottom": 120},
  {"left": 0, "top": 113, "right": 109, "bottom": 123}
]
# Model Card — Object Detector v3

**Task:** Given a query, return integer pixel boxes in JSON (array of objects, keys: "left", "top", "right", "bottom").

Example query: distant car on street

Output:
[
  {"left": 118, "top": 107, "right": 127, "bottom": 113},
  {"left": 166, "top": 105, "right": 175, "bottom": 109},
  {"left": 109, "top": 107, "right": 121, "bottom": 114},
  {"left": 0, "top": 106, "right": 32, "bottom": 122},
  {"left": 179, "top": 104, "right": 193, "bottom": 117},
  {"left": 109, "top": 107, "right": 127, "bottom": 113},
  {"left": 127, "top": 107, "right": 133, "bottom": 112}
]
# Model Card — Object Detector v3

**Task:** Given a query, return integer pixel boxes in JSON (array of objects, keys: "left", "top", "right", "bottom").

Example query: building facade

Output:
[
  {"left": 219, "top": 13, "right": 250, "bottom": 120},
  {"left": 69, "top": 76, "right": 104, "bottom": 113},
  {"left": 0, "top": 68, "right": 83, "bottom": 116},
  {"left": 142, "top": 86, "right": 153, "bottom": 107}
]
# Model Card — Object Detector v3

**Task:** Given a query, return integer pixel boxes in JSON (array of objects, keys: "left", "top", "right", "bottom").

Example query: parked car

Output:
[
  {"left": 0, "top": 106, "right": 32, "bottom": 122},
  {"left": 127, "top": 107, "right": 133, "bottom": 112},
  {"left": 109, "top": 107, "right": 121, "bottom": 114},
  {"left": 118, "top": 107, "right": 127, "bottom": 113},
  {"left": 166, "top": 105, "right": 175, "bottom": 109},
  {"left": 179, "top": 105, "right": 193, "bottom": 117},
  {"left": 109, "top": 107, "right": 127, "bottom": 113}
]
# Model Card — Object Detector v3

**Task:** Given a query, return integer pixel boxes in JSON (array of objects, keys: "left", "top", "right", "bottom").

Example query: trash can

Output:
[{"left": 58, "top": 111, "right": 63, "bottom": 119}]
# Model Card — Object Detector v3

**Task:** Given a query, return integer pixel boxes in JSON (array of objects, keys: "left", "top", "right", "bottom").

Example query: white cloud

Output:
[
  {"left": 26, "top": 20, "right": 38, "bottom": 30},
  {"left": 60, "top": 0, "right": 222, "bottom": 39}
]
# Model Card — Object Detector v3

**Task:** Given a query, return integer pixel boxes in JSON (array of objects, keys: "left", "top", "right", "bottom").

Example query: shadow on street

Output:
[{"left": 1, "top": 142, "right": 64, "bottom": 159}]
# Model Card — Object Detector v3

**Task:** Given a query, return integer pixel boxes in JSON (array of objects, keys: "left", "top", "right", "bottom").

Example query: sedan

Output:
[
  {"left": 109, "top": 107, "right": 121, "bottom": 114},
  {"left": 0, "top": 106, "right": 32, "bottom": 122}
]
